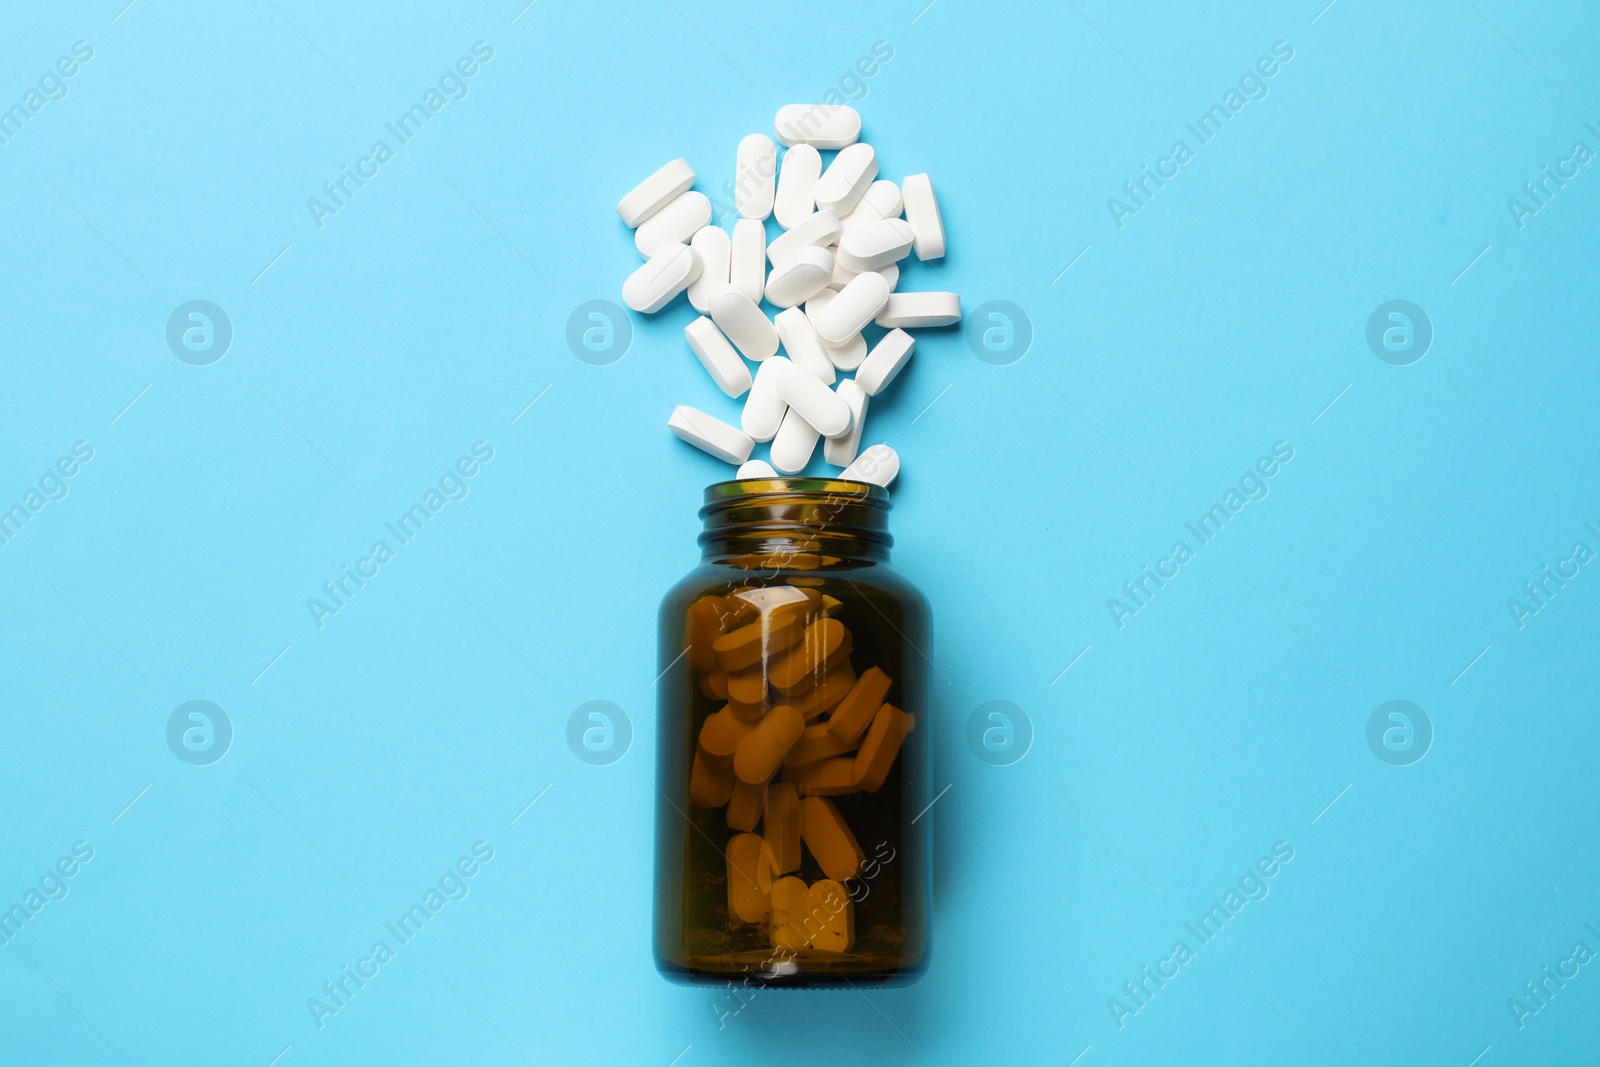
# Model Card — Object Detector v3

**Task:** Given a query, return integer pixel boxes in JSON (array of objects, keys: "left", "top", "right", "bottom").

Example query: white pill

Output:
[
  {"left": 813, "top": 143, "right": 878, "bottom": 216},
  {"left": 616, "top": 158, "right": 695, "bottom": 228},
  {"left": 777, "top": 360, "right": 851, "bottom": 437},
  {"left": 773, "top": 145, "right": 822, "bottom": 229},
  {"left": 773, "top": 308, "right": 835, "bottom": 385},
  {"left": 730, "top": 218, "right": 766, "bottom": 303},
  {"left": 767, "top": 209, "right": 841, "bottom": 267},
  {"left": 684, "top": 316, "right": 753, "bottom": 398},
  {"left": 774, "top": 104, "right": 862, "bottom": 149},
  {"left": 635, "top": 190, "right": 711, "bottom": 257},
  {"left": 687, "top": 226, "right": 731, "bottom": 313},
  {"left": 770, "top": 407, "right": 821, "bottom": 474},
  {"left": 735, "top": 134, "right": 777, "bottom": 220},
  {"left": 900, "top": 174, "right": 945, "bottom": 260},
  {"left": 622, "top": 244, "right": 701, "bottom": 313},
  {"left": 840, "top": 443, "right": 898, "bottom": 487},
  {"left": 824, "top": 332, "right": 867, "bottom": 371},
  {"left": 830, "top": 258, "right": 897, "bottom": 292},
  {"left": 813, "top": 271, "right": 890, "bottom": 345},
  {"left": 875, "top": 291, "right": 961, "bottom": 328},
  {"left": 737, "top": 458, "right": 778, "bottom": 479},
  {"left": 710, "top": 289, "right": 779, "bottom": 361},
  {"left": 669, "top": 405, "right": 754, "bottom": 465},
  {"left": 824, "top": 379, "right": 869, "bottom": 466},
  {"left": 765, "top": 247, "right": 835, "bottom": 308},
  {"left": 839, "top": 180, "right": 902, "bottom": 233},
  {"left": 835, "top": 218, "right": 915, "bottom": 272},
  {"left": 855, "top": 328, "right": 914, "bottom": 396},
  {"left": 742, "top": 356, "right": 791, "bottom": 442}
]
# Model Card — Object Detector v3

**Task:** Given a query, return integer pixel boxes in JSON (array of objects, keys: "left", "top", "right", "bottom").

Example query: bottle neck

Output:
[{"left": 698, "top": 478, "right": 892, "bottom": 567}]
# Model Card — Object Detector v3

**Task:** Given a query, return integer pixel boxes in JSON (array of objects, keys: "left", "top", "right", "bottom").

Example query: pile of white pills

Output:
[{"left": 617, "top": 104, "right": 960, "bottom": 490}]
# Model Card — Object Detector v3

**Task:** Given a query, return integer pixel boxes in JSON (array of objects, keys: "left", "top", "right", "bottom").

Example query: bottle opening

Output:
[{"left": 699, "top": 478, "right": 892, "bottom": 565}]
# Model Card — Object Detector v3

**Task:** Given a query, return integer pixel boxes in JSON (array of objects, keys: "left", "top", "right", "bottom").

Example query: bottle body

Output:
[{"left": 653, "top": 480, "right": 931, "bottom": 987}]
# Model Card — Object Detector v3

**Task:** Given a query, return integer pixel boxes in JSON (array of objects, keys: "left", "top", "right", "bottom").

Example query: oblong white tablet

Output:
[
  {"left": 731, "top": 219, "right": 766, "bottom": 303},
  {"left": 622, "top": 244, "right": 700, "bottom": 313},
  {"left": 765, "top": 247, "right": 835, "bottom": 308},
  {"left": 900, "top": 174, "right": 945, "bottom": 260},
  {"left": 875, "top": 292, "right": 961, "bottom": 328},
  {"left": 636, "top": 190, "right": 711, "bottom": 257},
  {"left": 813, "top": 271, "right": 890, "bottom": 345},
  {"left": 741, "top": 356, "right": 791, "bottom": 442},
  {"left": 687, "top": 226, "right": 731, "bottom": 313},
  {"left": 770, "top": 407, "right": 821, "bottom": 473},
  {"left": 773, "top": 308, "right": 835, "bottom": 385},
  {"left": 669, "top": 405, "right": 754, "bottom": 465},
  {"left": 835, "top": 218, "right": 915, "bottom": 272},
  {"left": 830, "top": 258, "right": 897, "bottom": 293},
  {"left": 737, "top": 458, "right": 777, "bottom": 479},
  {"left": 710, "top": 289, "right": 779, "bottom": 361},
  {"left": 824, "top": 332, "right": 866, "bottom": 371},
  {"left": 777, "top": 361, "right": 851, "bottom": 438},
  {"left": 824, "top": 379, "right": 869, "bottom": 466},
  {"left": 813, "top": 143, "right": 877, "bottom": 216},
  {"left": 840, "top": 443, "right": 898, "bottom": 487},
  {"left": 774, "top": 144, "right": 822, "bottom": 229},
  {"left": 685, "top": 316, "right": 753, "bottom": 398},
  {"left": 774, "top": 104, "right": 861, "bottom": 149},
  {"left": 840, "top": 180, "right": 902, "bottom": 233},
  {"left": 617, "top": 158, "right": 695, "bottom": 227},
  {"left": 855, "top": 328, "right": 914, "bottom": 396},
  {"left": 735, "top": 134, "right": 777, "bottom": 220},
  {"left": 767, "top": 209, "right": 841, "bottom": 267}
]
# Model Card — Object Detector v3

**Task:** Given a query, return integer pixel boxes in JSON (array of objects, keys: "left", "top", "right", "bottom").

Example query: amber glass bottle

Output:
[{"left": 654, "top": 478, "right": 931, "bottom": 987}]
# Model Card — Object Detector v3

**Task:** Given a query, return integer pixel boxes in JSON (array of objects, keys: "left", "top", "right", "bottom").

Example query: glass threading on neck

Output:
[{"left": 698, "top": 478, "right": 892, "bottom": 566}]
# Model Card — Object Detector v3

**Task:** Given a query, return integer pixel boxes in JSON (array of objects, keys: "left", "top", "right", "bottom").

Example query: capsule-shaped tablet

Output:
[
  {"left": 813, "top": 143, "right": 878, "bottom": 216},
  {"left": 701, "top": 668, "right": 728, "bottom": 700},
  {"left": 774, "top": 144, "right": 822, "bottom": 229},
  {"left": 735, "top": 133, "right": 777, "bottom": 220},
  {"left": 616, "top": 157, "right": 695, "bottom": 227},
  {"left": 777, "top": 362, "right": 852, "bottom": 438},
  {"left": 765, "top": 782, "right": 801, "bottom": 874},
  {"left": 635, "top": 190, "right": 711, "bottom": 258},
  {"left": 685, "top": 595, "right": 731, "bottom": 671},
  {"left": 699, "top": 707, "right": 758, "bottom": 765},
  {"left": 824, "top": 332, "right": 866, "bottom": 371},
  {"left": 726, "top": 832, "right": 774, "bottom": 921},
  {"left": 853, "top": 703, "right": 909, "bottom": 793},
  {"left": 775, "top": 103, "right": 862, "bottom": 149},
  {"left": 835, "top": 218, "right": 915, "bottom": 273},
  {"left": 806, "top": 880, "right": 854, "bottom": 953},
  {"left": 727, "top": 778, "right": 765, "bottom": 832},
  {"left": 689, "top": 749, "right": 733, "bottom": 807},
  {"left": 734, "top": 704, "right": 804, "bottom": 784},
  {"left": 769, "top": 875, "right": 810, "bottom": 951},
  {"left": 710, "top": 289, "right": 779, "bottom": 362},
  {"left": 840, "top": 443, "right": 899, "bottom": 488},
  {"left": 687, "top": 226, "right": 731, "bottom": 313},
  {"left": 741, "top": 356, "right": 791, "bottom": 443},
  {"left": 784, "top": 720, "right": 856, "bottom": 766},
  {"left": 793, "top": 756, "right": 858, "bottom": 796},
  {"left": 668, "top": 405, "right": 754, "bottom": 465},
  {"left": 789, "top": 661, "right": 856, "bottom": 719},
  {"left": 799, "top": 796, "right": 865, "bottom": 880},
  {"left": 736, "top": 458, "right": 777, "bottom": 479},
  {"left": 823, "top": 379, "right": 869, "bottom": 466},
  {"left": 900, "top": 173, "right": 946, "bottom": 260},
  {"left": 769, "top": 407, "right": 822, "bottom": 475},
  {"left": 829, "top": 258, "right": 897, "bottom": 294},
  {"left": 773, "top": 310, "right": 835, "bottom": 386},
  {"left": 730, "top": 218, "right": 766, "bottom": 303},
  {"left": 826, "top": 666, "right": 892, "bottom": 743},
  {"left": 767, "top": 210, "right": 841, "bottom": 268},
  {"left": 726, "top": 662, "right": 766, "bottom": 705},
  {"left": 712, "top": 600, "right": 810, "bottom": 672},
  {"left": 622, "top": 245, "right": 701, "bottom": 314},
  {"left": 684, "top": 316, "right": 753, "bottom": 398},
  {"left": 875, "top": 292, "right": 961, "bottom": 328},
  {"left": 839, "top": 179, "right": 902, "bottom": 233},
  {"left": 813, "top": 271, "right": 890, "bottom": 346},
  {"left": 855, "top": 328, "right": 915, "bottom": 396},
  {"left": 769, "top": 618, "right": 852, "bottom": 693},
  {"left": 765, "top": 246, "right": 835, "bottom": 309}
]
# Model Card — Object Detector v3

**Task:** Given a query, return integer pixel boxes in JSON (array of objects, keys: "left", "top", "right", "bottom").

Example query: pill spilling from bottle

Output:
[{"left": 615, "top": 104, "right": 960, "bottom": 489}]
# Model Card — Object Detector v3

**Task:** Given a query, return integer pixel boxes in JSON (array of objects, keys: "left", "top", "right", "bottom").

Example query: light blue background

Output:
[{"left": 2, "top": 0, "right": 1597, "bottom": 1064}]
